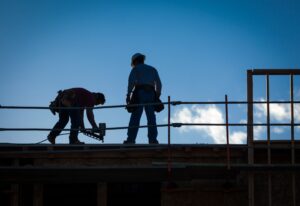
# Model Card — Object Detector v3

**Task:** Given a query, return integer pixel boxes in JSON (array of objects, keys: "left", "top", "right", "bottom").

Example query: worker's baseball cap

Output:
[{"left": 131, "top": 53, "right": 145, "bottom": 62}]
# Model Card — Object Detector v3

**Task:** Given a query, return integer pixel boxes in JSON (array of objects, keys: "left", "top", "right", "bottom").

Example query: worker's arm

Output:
[
  {"left": 127, "top": 69, "right": 136, "bottom": 96},
  {"left": 86, "top": 108, "right": 98, "bottom": 130},
  {"left": 154, "top": 69, "right": 162, "bottom": 97},
  {"left": 79, "top": 110, "right": 85, "bottom": 129}
]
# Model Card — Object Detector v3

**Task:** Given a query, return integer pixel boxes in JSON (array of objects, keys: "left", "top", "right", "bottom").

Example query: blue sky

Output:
[{"left": 0, "top": 0, "right": 299, "bottom": 144}]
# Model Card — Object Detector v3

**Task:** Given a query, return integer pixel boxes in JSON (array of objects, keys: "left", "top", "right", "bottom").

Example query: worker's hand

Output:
[
  {"left": 156, "top": 92, "right": 161, "bottom": 99},
  {"left": 79, "top": 126, "right": 87, "bottom": 134},
  {"left": 92, "top": 126, "right": 100, "bottom": 133},
  {"left": 126, "top": 94, "right": 131, "bottom": 104}
]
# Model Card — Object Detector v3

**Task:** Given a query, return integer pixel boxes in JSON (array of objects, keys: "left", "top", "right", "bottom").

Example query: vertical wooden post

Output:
[
  {"left": 290, "top": 74, "right": 296, "bottom": 206},
  {"left": 290, "top": 74, "right": 295, "bottom": 164},
  {"left": 11, "top": 184, "right": 19, "bottom": 206},
  {"left": 266, "top": 74, "right": 272, "bottom": 206},
  {"left": 33, "top": 184, "right": 43, "bottom": 206},
  {"left": 11, "top": 158, "right": 19, "bottom": 206},
  {"left": 225, "top": 95, "right": 230, "bottom": 170},
  {"left": 266, "top": 74, "right": 271, "bottom": 165},
  {"left": 167, "top": 96, "right": 172, "bottom": 177},
  {"left": 247, "top": 70, "right": 254, "bottom": 206},
  {"left": 97, "top": 182, "right": 107, "bottom": 206},
  {"left": 247, "top": 70, "right": 254, "bottom": 164}
]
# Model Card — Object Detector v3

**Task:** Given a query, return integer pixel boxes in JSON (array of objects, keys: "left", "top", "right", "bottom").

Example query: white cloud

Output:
[
  {"left": 230, "top": 131, "right": 247, "bottom": 144},
  {"left": 254, "top": 124, "right": 265, "bottom": 140},
  {"left": 170, "top": 100, "right": 300, "bottom": 143},
  {"left": 295, "top": 104, "right": 300, "bottom": 122},
  {"left": 240, "top": 119, "right": 247, "bottom": 124},
  {"left": 272, "top": 127, "right": 285, "bottom": 134},
  {"left": 171, "top": 107, "right": 193, "bottom": 132},
  {"left": 254, "top": 99, "right": 290, "bottom": 122},
  {"left": 253, "top": 99, "right": 300, "bottom": 138},
  {"left": 254, "top": 98, "right": 300, "bottom": 132},
  {"left": 255, "top": 98, "right": 300, "bottom": 123},
  {"left": 171, "top": 105, "right": 246, "bottom": 144}
]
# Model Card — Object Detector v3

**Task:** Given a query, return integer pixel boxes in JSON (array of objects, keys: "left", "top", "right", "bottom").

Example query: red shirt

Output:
[{"left": 71, "top": 88, "right": 95, "bottom": 107}]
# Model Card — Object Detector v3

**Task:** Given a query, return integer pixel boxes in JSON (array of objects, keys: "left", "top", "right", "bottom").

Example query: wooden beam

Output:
[
  {"left": 252, "top": 69, "right": 300, "bottom": 75},
  {"left": 11, "top": 184, "right": 19, "bottom": 206},
  {"left": 97, "top": 182, "right": 107, "bottom": 206}
]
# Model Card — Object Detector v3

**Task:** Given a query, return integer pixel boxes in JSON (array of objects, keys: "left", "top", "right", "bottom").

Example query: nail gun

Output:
[{"left": 81, "top": 123, "right": 106, "bottom": 143}]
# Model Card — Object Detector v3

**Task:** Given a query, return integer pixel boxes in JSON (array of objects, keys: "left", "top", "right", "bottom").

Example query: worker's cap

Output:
[{"left": 131, "top": 53, "right": 145, "bottom": 62}]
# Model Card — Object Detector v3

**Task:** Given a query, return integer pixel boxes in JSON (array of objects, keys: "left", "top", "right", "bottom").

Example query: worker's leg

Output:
[
  {"left": 145, "top": 104, "right": 158, "bottom": 143},
  {"left": 143, "top": 90, "right": 158, "bottom": 143},
  {"left": 48, "top": 109, "right": 69, "bottom": 144},
  {"left": 126, "top": 105, "right": 143, "bottom": 143},
  {"left": 69, "top": 108, "right": 82, "bottom": 144}
]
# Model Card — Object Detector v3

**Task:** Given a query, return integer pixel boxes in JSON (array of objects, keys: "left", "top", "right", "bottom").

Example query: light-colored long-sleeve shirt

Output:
[{"left": 127, "top": 64, "right": 162, "bottom": 96}]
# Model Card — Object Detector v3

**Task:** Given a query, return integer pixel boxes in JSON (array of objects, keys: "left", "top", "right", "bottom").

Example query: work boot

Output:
[
  {"left": 149, "top": 139, "right": 159, "bottom": 144},
  {"left": 123, "top": 140, "right": 135, "bottom": 144},
  {"left": 47, "top": 135, "right": 56, "bottom": 144},
  {"left": 70, "top": 140, "right": 85, "bottom": 145}
]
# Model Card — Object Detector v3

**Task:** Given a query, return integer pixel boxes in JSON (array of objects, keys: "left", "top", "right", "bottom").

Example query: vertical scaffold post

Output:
[
  {"left": 290, "top": 74, "right": 296, "bottom": 206},
  {"left": 266, "top": 74, "right": 272, "bottom": 206},
  {"left": 225, "top": 95, "right": 230, "bottom": 170},
  {"left": 247, "top": 70, "right": 254, "bottom": 206},
  {"left": 290, "top": 74, "right": 295, "bottom": 163},
  {"left": 167, "top": 96, "right": 172, "bottom": 177},
  {"left": 266, "top": 74, "right": 271, "bottom": 165}
]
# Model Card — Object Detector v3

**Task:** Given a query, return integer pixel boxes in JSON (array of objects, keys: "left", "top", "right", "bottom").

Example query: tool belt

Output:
[
  {"left": 49, "top": 89, "right": 76, "bottom": 115},
  {"left": 135, "top": 84, "right": 155, "bottom": 92},
  {"left": 126, "top": 85, "right": 164, "bottom": 113}
]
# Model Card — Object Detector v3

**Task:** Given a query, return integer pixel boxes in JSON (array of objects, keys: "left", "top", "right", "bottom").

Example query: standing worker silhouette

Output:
[{"left": 124, "top": 53, "right": 162, "bottom": 144}]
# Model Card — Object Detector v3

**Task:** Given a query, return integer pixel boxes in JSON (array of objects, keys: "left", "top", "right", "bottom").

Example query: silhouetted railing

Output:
[{"left": 1, "top": 69, "right": 300, "bottom": 206}]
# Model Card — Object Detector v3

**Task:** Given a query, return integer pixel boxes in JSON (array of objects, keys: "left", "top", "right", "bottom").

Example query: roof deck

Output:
[{"left": 0, "top": 141, "right": 299, "bottom": 183}]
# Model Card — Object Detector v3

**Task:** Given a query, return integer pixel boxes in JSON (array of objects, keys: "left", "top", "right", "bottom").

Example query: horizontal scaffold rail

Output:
[
  {"left": 0, "top": 100, "right": 300, "bottom": 110},
  {"left": 1, "top": 123, "right": 300, "bottom": 132}
]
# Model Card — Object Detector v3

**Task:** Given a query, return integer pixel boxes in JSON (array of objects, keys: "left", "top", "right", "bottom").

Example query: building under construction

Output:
[{"left": 0, "top": 69, "right": 299, "bottom": 206}]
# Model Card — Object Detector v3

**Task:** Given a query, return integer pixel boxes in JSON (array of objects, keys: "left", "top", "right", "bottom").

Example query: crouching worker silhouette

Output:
[
  {"left": 48, "top": 88, "right": 105, "bottom": 144},
  {"left": 124, "top": 53, "right": 162, "bottom": 144}
]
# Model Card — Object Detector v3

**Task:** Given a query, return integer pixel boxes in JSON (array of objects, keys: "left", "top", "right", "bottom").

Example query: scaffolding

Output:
[
  {"left": 247, "top": 69, "right": 300, "bottom": 206},
  {"left": 0, "top": 69, "right": 299, "bottom": 206}
]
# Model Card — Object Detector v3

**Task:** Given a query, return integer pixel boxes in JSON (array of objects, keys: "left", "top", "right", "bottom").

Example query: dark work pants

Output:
[
  {"left": 127, "top": 89, "right": 158, "bottom": 143},
  {"left": 48, "top": 106, "right": 81, "bottom": 143}
]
